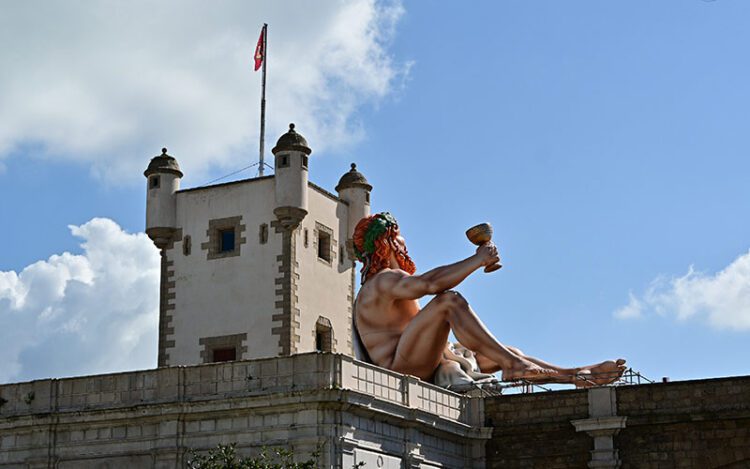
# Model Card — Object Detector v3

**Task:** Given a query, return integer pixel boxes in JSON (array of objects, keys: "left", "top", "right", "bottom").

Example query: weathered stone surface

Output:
[
  {"left": 0, "top": 353, "right": 487, "bottom": 468},
  {"left": 486, "top": 388, "right": 591, "bottom": 468},
  {"left": 616, "top": 376, "right": 750, "bottom": 468},
  {"left": 486, "top": 375, "right": 750, "bottom": 469},
  {"left": 4, "top": 357, "right": 748, "bottom": 468}
]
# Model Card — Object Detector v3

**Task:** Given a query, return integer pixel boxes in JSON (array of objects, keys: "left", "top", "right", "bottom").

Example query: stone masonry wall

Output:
[
  {"left": 616, "top": 376, "right": 750, "bottom": 468},
  {"left": 486, "top": 375, "right": 750, "bottom": 468},
  {"left": 0, "top": 353, "right": 488, "bottom": 469},
  {"left": 485, "top": 389, "right": 591, "bottom": 468}
]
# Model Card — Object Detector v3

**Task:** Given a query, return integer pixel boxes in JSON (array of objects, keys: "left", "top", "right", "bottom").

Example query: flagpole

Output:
[{"left": 258, "top": 23, "right": 268, "bottom": 176}]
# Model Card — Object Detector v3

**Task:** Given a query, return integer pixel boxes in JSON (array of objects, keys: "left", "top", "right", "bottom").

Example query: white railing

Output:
[{"left": 337, "top": 355, "right": 475, "bottom": 425}]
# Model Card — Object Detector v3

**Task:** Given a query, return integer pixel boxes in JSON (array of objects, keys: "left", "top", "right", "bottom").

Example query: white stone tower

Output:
[
  {"left": 272, "top": 123, "right": 309, "bottom": 230},
  {"left": 336, "top": 163, "right": 372, "bottom": 259},
  {"left": 144, "top": 148, "right": 182, "bottom": 249},
  {"left": 144, "top": 125, "right": 372, "bottom": 366}
]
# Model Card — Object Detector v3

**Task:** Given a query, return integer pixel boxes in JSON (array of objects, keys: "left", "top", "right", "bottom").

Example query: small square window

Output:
[
  {"left": 149, "top": 176, "right": 160, "bottom": 189},
  {"left": 277, "top": 154, "right": 290, "bottom": 168},
  {"left": 202, "top": 216, "right": 245, "bottom": 260},
  {"left": 318, "top": 230, "right": 331, "bottom": 262},
  {"left": 220, "top": 229, "right": 235, "bottom": 252},
  {"left": 199, "top": 333, "right": 246, "bottom": 363},
  {"left": 211, "top": 347, "right": 236, "bottom": 363}
]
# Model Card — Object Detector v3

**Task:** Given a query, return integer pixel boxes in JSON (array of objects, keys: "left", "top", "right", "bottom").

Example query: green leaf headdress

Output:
[{"left": 354, "top": 212, "right": 398, "bottom": 281}]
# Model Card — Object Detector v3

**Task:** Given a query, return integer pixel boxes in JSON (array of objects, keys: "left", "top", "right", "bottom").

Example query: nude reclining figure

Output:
[{"left": 352, "top": 212, "right": 626, "bottom": 386}]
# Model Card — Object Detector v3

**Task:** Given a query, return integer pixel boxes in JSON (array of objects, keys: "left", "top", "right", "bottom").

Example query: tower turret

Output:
[
  {"left": 144, "top": 148, "right": 182, "bottom": 249},
  {"left": 272, "top": 123, "right": 310, "bottom": 229},
  {"left": 336, "top": 163, "right": 372, "bottom": 259}
]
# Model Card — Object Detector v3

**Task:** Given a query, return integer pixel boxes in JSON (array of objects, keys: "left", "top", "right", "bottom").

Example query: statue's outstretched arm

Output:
[{"left": 378, "top": 244, "right": 499, "bottom": 300}]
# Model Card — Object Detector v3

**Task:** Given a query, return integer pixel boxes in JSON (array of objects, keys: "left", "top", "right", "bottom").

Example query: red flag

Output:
[{"left": 254, "top": 26, "right": 265, "bottom": 71}]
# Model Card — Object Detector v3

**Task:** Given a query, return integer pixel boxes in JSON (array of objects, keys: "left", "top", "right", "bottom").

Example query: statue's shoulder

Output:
[
  {"left": 371, "top": 268, "right": 409, "bottom": 283},
  {"left": 365, "top": 269, "right": 410, "bottom": 294}
]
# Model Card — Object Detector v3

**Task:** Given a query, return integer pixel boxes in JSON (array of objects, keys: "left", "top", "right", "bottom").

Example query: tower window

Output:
[
  {"left": 211, "top": 347, "right": 237, "bottom": 363},
  {"left": 304, "top": 228, "right": 309, "bottom": 248},
  {"left": 219, "top": 229, "right": 235, "bottom": 252},
  {"left": 317, "top": 230, "right": 331, "bottom": 262},
  {"left": 259, "top": 223, "right": 268, "bottom": 244},
  {"left": 183, "top": 235, "right": 191, "bottom": 256},
  {"left": 149, "top": 176, "right": 160, "bottom": 189},
  {"left": 301, "top": 155, "right": 308, "bottom": 169},
  {"left": 365, "top": 192, "right": 370, "bottom": 204},
  {"left": 277, "top": 154, "right": 290, "bottom": 168},
  {"left": 199, "top": 333, "right": 247, "bottom": 363},
  {"left": 202, "top": 216, "right": 246, "bottom": 260},
  {"left": 315, "top": 317, "right": 333, "bottom": 352},
  {"left": 340, "top": 246, "right": 345, "bottom": 264},
  {"left": 315, "top": 222, "right": 335, "bottom": 265}
]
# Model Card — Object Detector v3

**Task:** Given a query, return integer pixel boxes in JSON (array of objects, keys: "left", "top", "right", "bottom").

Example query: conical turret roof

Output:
[
  {"left": 144, "top": 148, "right": 183, "bottom": 177},
  {"left": 272, "top": 123, "right": 311, "bottom": 155},
  {"left": 336, "top": 163, "right": 371, "bottom": 192}
]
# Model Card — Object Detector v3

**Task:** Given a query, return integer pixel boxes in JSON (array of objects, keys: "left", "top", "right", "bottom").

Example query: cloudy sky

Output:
[{"left": 1, "top": 0, "right": 749, "bottom": 384}]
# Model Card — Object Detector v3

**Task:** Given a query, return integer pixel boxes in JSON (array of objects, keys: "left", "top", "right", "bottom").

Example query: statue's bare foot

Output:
[
  {"left": 575, "top": 359, "right": 627, "bottom": 388},
  {"left": 501, "top": 359, "right": 554, "bottom": 382}
]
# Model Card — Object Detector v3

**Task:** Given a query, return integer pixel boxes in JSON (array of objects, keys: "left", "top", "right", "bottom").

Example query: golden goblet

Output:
[{"left": 466, "top": 223, "right": 502, "bottom": 273}]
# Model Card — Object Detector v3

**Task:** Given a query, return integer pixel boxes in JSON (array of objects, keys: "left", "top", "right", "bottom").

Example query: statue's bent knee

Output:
[{"left": 436, "top": 290, "right": 468, "bottom": 308}]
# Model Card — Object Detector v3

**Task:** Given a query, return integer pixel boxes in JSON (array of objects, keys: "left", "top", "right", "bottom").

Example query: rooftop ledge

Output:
[
  {"left": 175, "top": 176, "right": 347, "bottom": 205},
  {"left": 0, "top": 353, "right": 484, "bottom": 431}
]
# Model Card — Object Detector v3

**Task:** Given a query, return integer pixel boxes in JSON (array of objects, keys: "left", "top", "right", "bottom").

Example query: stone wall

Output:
[
  {"left": 485, "top": 375, "right": 750, "bottom": 468},
  {"left": 616, "top": 376, "right": 750, "bottom": 468},
  {"left": 4, "top": 356, "right": 748, "bottom": 468},
  {"left": 485, "top": 389, "right": 591, "bottom": 468},
  {"left": 0, "top": 354, "right": 489, "bottom": 469}
]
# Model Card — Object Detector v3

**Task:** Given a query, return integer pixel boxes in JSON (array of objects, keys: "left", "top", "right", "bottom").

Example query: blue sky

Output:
[{"left": 1, "top": 0, "right": 748, "bottom": 384}]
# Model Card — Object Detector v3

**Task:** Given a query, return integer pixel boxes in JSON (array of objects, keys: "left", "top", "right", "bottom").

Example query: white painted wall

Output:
[
  {"left": 296, "top": 185, "right": 354, "bottom": 354},
  {"left": 338, "top": 186, "right": 370, "bottom": 249},
  {"left": 163, "top": 175, "right": 357, "bottom": 365},
  {"left": 274, "top": 150, "right": 308, "bottom": 213},
  {"left": 168, "top": 178, "right": 281, "bottom": 365},
  {"left": 146, "top": 173, "right": 179, "bottom": 231}
]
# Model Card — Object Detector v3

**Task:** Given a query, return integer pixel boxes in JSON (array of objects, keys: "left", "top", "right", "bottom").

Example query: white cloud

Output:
[
  {"left": 614, "top": 251, "right": 750, "bottom": 331},
  {"left": 0, "top": 218, "right": 159, "bottom": 383},
  {"left": 613, "top": 292, "right": 643, "bottom": 319},
  {"left": 0, "top": 1, "right": 407, "bottom": 183}
]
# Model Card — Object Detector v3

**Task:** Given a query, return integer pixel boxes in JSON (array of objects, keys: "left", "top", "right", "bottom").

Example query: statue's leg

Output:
[
  {"left": 387, "top": 297, "right": 451, "bottom": 381},
  {"left": 389, "top": 291, "right": 551, "bottom": 381},
  {"left": 476, "top": 346, "right": 575, "bottom": 374},
  {"left": 475, "top": 348, "right": 578, "bottom": 383},
  {"left": 475, "top": 348, "right": 627, "bottom": 385}
]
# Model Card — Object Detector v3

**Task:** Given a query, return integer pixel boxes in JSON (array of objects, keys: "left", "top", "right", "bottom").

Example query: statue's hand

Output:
[{"left": 476, "top": 242, "right": 500, "bottom": 268}]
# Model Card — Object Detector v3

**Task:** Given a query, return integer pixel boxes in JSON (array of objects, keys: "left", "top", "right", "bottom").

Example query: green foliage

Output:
[
  {"left": 187, "top": 443, "right": 320, "bottom": 469},
  {"left": 354, "top": 212, "right": 397, "bottom": 260}
]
